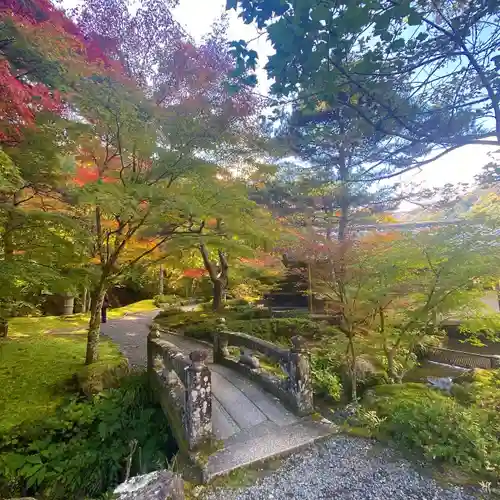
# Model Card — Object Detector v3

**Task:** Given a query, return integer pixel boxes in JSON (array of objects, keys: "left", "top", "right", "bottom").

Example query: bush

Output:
[
  {"left": 155, "top": 307, "right": 184, "bottom": 319},
  {"left": 228, "top": 305, "right": 271, "bottom": 320},
  {"left": 156, "top": 311, "right": 340, "bottom": 344},
  {"left": 0, "top": 373, "right": 176, "bottom": 499},
  {"left": 363, "top": 383, "right": 500, "bottom": 480},
  {"left": 153, "top": 294, "right": 180, "bottom": 308},
  {"left": 310, "top": 354, "right": 342, "bottom": 401},
  {"left": 226, "top": 317, "right": 338, "bottom": 342}
]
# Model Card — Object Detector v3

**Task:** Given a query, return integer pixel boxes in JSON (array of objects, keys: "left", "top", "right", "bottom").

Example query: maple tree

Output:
[
  {"left": 0, "top": 0, "right": 118, "bottom": 145},
  {"left": 1, "top": 0, "right": 263, "bottom": 363},
  {"left": 0, "top": 115, "right": 87, "bottom": 330},
  {"left": 299, "top": 209, "right": 500, "bottom": 391},
  {"left": 63, "top": 3, "right": 261, "bottom": 363}
]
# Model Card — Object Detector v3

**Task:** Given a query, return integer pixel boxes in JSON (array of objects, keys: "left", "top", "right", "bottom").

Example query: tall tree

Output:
[
  {"left": 273, "top": 97, "right": 426, "bottom": 240},
  {"left": 228, "top": 0, "right": 500, "bottom": 166}
]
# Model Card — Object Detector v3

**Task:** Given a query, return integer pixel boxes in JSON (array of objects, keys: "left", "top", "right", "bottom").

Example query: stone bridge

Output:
[{"left": 147, "top": 320, "right": 334, "bottom": 482}]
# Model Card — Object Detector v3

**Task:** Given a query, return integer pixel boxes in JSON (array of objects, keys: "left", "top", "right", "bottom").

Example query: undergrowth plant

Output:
[{"left": 0, "top": 373, "right": 176, "bottom": 499}]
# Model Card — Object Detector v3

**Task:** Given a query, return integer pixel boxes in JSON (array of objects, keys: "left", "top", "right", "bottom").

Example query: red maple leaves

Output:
[
  {"left": 0, "top": 59, "right": 61, "bottom": 144},
  {"left": 73, "top": 165, "right": 117, "bottom": 186},
  {"left": 183, "top": 268, "right": 207, "bottom": 279}
]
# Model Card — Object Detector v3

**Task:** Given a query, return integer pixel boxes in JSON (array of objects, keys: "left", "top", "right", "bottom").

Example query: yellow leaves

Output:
[
  {"left": 376, "top": 213, "right": 399, "bottom": 223},
  {"left": 315, "top": 100, "right": 331, "bottom": 111},
  {"left": 349, "top": 94, "right": 360, "bottom": 105}
]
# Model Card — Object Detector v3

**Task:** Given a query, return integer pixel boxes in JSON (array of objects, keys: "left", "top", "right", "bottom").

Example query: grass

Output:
[{"left": 0, "top": 300, "right": 155, "bottom": 434}]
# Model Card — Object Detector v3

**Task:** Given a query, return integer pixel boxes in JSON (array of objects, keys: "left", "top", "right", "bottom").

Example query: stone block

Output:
[{"left": 114, "top": 470, "right": 184, "bottom": 500}]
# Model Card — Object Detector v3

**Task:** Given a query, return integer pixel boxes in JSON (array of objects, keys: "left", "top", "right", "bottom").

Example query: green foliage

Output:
[
  {"left": 0, "top": 335, "right": 121, "bottom": 434},
  {"left": 452, "top": 369, "right": 500, "bottom": 412},
  {"left": 310, "top": 353, "right": 342, "bottom": 401},
  {"left": 153, "top": 294, "right": 181, "bottom": 308},
  {"left": 230, "top": 0, "right": 500, "bottom": 153},
  {"left": 364, "top": 383, "right": 500, "bottom": 480},
  {"left": 0, "top": 374, "right": 175, "bottom": 499},
  {"left": 177, "top": 315, "right": 339, "bottom": 343}
]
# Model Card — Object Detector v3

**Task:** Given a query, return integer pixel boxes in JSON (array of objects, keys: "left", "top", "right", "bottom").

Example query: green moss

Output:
[
  {"left": 0, "top": 300, "right": 161, "bottom": 433},
  {"left": 0, "top": 335, "right": 122, "bottom": 433},
  {"left": 311, "top": 411, "right": 323, "bottom": 421},
  {"left": 192, "top": 438, "right": 224, "bottom": 466},
  {"left": 207, "top": 456, "right": 284, "bottom": 490},
  {"left": 75, "top": 357, "right": 130, "bottom": 397},
  {"left": 340, "top": 424, "right": 374, "bottom": 439},
  {"left": 258, "top": 356, "right": 287, "bottom": 379}
]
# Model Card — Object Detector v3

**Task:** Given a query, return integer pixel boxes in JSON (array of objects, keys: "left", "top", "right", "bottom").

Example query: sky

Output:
[
  {"left": 61, "top": 0, "right": 499, "bottom": 199},
  {"left": 172, "top": 0, "right": 499, "bottom": 198}
]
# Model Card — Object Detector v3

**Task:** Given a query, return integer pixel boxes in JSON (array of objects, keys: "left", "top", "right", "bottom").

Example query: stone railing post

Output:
[
  {"left": 184, "top": 350, "right": 212, "bottom": 450},
  {"left": 288, "top": 335, "right": 314, "bottom": 416},
  {"left": 213, "top": 318, "right": 229, "bottom": 364},
  {"left": 147, "top": 324, "right": 160, "bottom": 375},
  {"left": 491, "top": 355, "right": 500, "bottom": 369}
]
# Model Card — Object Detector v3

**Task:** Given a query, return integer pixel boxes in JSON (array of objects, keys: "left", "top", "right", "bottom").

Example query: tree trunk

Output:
[
  {"left": 379, "top": 308, "right": 396, "bottom": 382},
  {"left": 85, "top": 286, "right": 106, "bottom": 365},
  {"left": 385, "top": 348, "right": 396, "bottom": 382},
  {"left": 158, "top": 265, "right": 164, "bottom": 295},
  {"left": 348, "top": 333, "right": 357, "bottom": 401},
  {"left": 199, "top": 244, "right": 228, "bottom": 312},
  {"left": 82, "top": 288, "right": 88, "bottom": 313},
  {"left": 213, "top": 280, "right": 223, "bottom": 312}
]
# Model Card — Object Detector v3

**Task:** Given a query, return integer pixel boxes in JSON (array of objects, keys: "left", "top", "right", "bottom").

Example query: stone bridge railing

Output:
[
  {"left": 147, "top": 327, "right": 212, "bottom": 451},
  {"left": 428, "top": 347, "right": 500, "bottom": 370},
  {"left": 214, "top": 319, "right": 314, "bottom": 416}
]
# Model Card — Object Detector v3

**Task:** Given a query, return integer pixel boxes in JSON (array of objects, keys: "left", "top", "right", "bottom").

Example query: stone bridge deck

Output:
[{"left": 151, "top": 330, "right": 335, "bottom": 481}]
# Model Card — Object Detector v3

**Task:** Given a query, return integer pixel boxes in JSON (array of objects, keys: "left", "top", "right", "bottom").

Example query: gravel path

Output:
[{"left": 205, "top": 436, "right": 478, "bottom": 500}]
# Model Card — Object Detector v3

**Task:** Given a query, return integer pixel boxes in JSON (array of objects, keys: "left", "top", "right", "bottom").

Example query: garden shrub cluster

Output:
[
  {"left": 310, "top": 352, "right": 342, "bottom": 401},
  {"left": 0, "top": 373, "right": 176, "bottom": 499},
  {"left": 360, "top": 379, "right": 500, "bottom": 481},
  {"left": 153, "top": 294, "right": 181, "bottom": 308},
  {"left": 156, "top": 308, "right": 340, "bottom": 342}
]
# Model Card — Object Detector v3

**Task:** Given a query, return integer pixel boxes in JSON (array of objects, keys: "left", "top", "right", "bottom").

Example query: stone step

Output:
[{"left": 203, "top": 416, "right": 337, "bottom": 482}]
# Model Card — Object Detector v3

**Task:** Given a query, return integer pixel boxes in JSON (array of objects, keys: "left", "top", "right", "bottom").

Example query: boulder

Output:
[
  {"left": 341, "top": 357, "right": 388, "bottom": 397},
  {"left": 114, "top": 470, "right": 184, "bottom": 500}
]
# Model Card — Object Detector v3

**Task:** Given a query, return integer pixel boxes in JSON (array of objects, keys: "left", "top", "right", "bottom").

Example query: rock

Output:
[
  {"left": 341, "top": 357, "right": 388, "bottom": 397},
  {"left": 114, "top": 470, "right": 184, "bottom": 500},
  {"left": 427, "top": 376, "right": 453, "bottom": 392},
  {"left": 330, "top": 402, "right": 360, "bottom": 424}
]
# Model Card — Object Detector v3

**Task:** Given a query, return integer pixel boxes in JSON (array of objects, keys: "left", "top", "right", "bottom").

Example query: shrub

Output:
[
  {"left": 0, "top": 373, "right": 176, "bottom": 499},
  {"left": 153, "top": 294, "right": 180, "bottom": 308},
  {"left": 364, "top": 383, "right": 500, "bottom": 480},
  {"left": 156, "top": 311, "right": 340, "bottom": 344},
  {"left": 155, "top": 307, "right": 184, "bottom": 319},
  {"left": 229, "top": 305, "right": 271, "bottom": 320},
  {"left": 226, "top": 317, "right": 339, "bottom": 342},
  {"left": 310, "top": 354, "right": 342, "bottom": 401}
]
